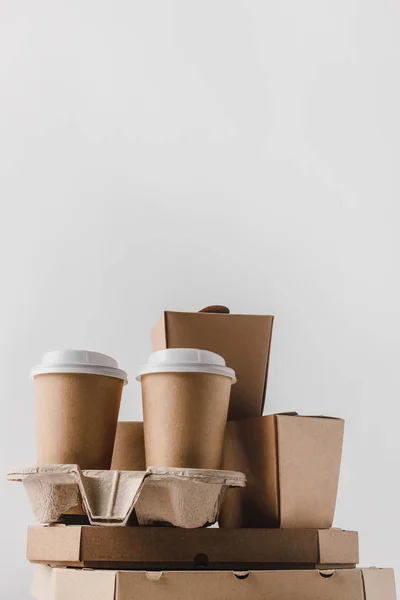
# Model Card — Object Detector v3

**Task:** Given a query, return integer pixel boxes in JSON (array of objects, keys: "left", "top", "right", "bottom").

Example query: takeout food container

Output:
[
  {"left": 111, "top": 422, "right": 146, "bottom": 471},
  {"left": 27, "top": 525, "right": 359, "bottom": 570},
  {"left": 219, "top": 413, "right": 344, "bottom": 529},
  {"left": 7, "top": 464, "right": 245, "bottom": 528},
  {"left": 31, "top": 566, "right": 397, "bottom": 600},
  {"left": 151, "top": 306, "right": 274, "bottom": 420}
]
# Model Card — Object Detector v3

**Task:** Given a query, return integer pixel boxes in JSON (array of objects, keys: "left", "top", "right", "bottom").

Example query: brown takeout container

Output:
[
  {"left": 27, "top": 525, "right": 359, "bottom": 570},
  {"left": 111, "top": 422, "right": 146, "bottom": 471},
  {"left": 151, "top": 306, "right": 274, "bottom": 420},
  {"left": 31, "top": 566, "right": 396, "bottom": 600},
  {"left": 219, "top": 413, "right": 344, "bottom": 528}
]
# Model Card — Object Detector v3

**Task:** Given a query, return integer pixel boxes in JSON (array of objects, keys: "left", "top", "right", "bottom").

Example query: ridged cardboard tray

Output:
[{"left": 7, "top": 465, "right": 245, "bottom": 528}]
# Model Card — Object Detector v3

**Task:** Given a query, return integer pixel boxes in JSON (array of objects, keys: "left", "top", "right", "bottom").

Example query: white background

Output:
[{"left": 0, "top": 1, "right": 399, "bottom": 597}]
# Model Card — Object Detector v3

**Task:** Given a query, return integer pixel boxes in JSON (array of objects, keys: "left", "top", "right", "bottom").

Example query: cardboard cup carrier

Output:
[
  {"left": 8, "top": 464, "right": 245, "bottom": 528},
  {"left": 32, "top": 350, "right": 127, "bottom": 470},
  {"left": 137, "top": 349, "right": 236, "bottom": 469}
]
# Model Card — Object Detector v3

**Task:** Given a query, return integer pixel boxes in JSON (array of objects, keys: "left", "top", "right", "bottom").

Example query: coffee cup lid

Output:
[
  {"left": 30, "top": 350, "right": 128, "bottom": 383},
  {"left": 136, "top": 348, "right": 236, "bottom": 383}
]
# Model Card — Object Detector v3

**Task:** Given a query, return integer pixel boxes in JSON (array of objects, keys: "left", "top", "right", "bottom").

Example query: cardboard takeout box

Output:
[
  {"left": 27, "top": 525, "right": 359, "bottom": 570},
  {"left": 31, "top": 566, "right": 396, "bottom": 600},
  {"left": 111, "top": 422, "right": 146, "bottom": 471},
  {"left": 151, "top": 307, "right": 274, "bottom": 420},
  {"left": 219, "top": 413, "right": 344, "bottom": 528}
]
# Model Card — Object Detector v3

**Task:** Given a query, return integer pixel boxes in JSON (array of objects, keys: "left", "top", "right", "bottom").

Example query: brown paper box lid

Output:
[
  {"left": 27, "top": 526, "right": 359, "bottom": 569},
  {"left": 31, "top": 567, "right": 397, "bottom": 600}
]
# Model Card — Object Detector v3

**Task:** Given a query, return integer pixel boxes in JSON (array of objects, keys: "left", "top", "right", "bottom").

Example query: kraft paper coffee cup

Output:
[
  {"left": 31, "top": 350, "right": 127, "bottom": 470},
  {"left": 111, "top": 421, "right": 146, "bottom": 471},
  {"left": 137, "top": 349, "right": 236, "bottom": 469}
]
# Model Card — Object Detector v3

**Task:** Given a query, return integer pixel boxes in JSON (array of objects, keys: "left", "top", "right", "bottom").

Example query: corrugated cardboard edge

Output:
[{"left": 361, "top": 568, "right": 397, "bottom": 600}]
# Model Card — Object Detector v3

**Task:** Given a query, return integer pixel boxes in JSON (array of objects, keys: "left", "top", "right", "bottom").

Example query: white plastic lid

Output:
[
  {"left": 136, "top": 348, "right": 236, "bottom": 383},
  {"left": 30, "top": 350, "right": 128, "bottom": 383}
]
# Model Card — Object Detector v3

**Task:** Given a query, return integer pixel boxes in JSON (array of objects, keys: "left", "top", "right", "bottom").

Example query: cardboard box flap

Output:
[
  {"left": 362, "top": 568, "right": 397, "bottom": 600},
  {"left": 276, "top": 415, "right": 344, "bottom": 528},
  {"left": 151, "top": 309, "right": 274, "bottom": 419},
  {"left": 32, "top": 568, "right": 396, "bottom": 600},
  {"left": 9, "top": 465, "right": 245, "bottom": 528},
  {"left": 219, "top": 414, "right": 345, "bottom": 529}
]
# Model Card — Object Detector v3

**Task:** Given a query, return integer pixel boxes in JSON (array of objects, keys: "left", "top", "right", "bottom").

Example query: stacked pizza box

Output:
[{"left": 9, "top": 307, "right": 397, "bottom": 599}]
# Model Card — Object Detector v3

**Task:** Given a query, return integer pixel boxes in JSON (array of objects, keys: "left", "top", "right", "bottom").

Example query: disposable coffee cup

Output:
[
  {"left": 31, "top": 350, "right": 127, "bottom": 470},
  {"left": 137, "top": 349, "right": 236, "bottom": 469},
  {"left": 111, "top": 421, "right": 146, "bottom": 471}
]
